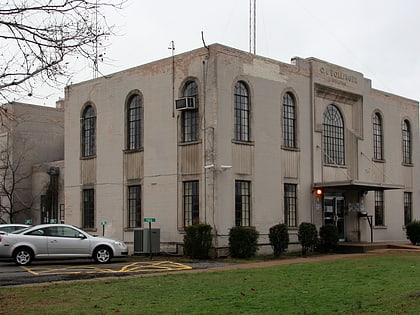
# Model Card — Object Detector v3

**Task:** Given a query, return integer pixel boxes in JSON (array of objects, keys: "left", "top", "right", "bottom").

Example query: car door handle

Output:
[{"left": 50, "top": 240, "right": 58, "bottom": 243}]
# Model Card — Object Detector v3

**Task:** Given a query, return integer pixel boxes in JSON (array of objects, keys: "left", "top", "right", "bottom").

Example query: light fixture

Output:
[
  {"left": 203, "top": 164, "right": 215, "bottom": 169},
  {"left": 220, "top": 165, "right": 232, "bottom": 170}
]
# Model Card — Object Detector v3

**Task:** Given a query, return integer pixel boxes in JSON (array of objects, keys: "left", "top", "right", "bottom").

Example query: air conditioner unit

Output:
[
  {"left": 175, "top": 97, "right": 196, "bottom": 110},
  {"left": 134, "top": 228, "right": 160, "bottom": 254}
]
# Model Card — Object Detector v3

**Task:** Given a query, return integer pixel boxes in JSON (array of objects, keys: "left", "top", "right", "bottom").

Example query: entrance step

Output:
[{"left": 337, "top": 242, "right": 419, "bottom": 253}]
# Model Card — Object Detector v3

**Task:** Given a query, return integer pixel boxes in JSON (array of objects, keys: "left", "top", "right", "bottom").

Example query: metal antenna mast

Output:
[
  {"left": 93, "top": 0, "right": 99, "bottom": 78},
  {"left": 249, "top": 0, "right": 256, "bottom": 54}
]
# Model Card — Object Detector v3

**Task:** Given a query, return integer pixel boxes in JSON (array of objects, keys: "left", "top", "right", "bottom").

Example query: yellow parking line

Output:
[{"left": 21, "top": 261, "right": 192, "bottom": 276}]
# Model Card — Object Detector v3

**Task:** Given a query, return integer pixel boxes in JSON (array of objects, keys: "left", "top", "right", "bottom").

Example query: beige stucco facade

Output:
[{"left": 63, "top": 44, "right": 419, "bottom": 253}]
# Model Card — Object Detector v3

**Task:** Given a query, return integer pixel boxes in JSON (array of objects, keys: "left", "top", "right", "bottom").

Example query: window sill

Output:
[
  {"left": 281, "top": 146, "right": 300, "bottom": 152},
  {"left": 402, "top": 162, "right": 414, "bottom": 167},
  {"left": 124, "top": 227, "right": 141, "bottom": 231},
  {"left": 323, "top": 163, "right": 347, "bottom": 168},
  {"left": 80, "top": 155, "right": 96, "bottom": 160},
  {"left": 372, "top": 158, "right": 386, "bottom": 163},
  {"left": 232, "top": 140, "right": 254, "bottom": 146},
  {"left": 178, "top": 140, "right": 202, "bottom": 146},
  {"left": 123, "top": 148, "right": 143, "bottom": 154},
  {"left": 373, "top": 225, "right": 387, "bottom": 229},
  {"left": 83, "top": 228, "right": 97, "bottom": 232}
]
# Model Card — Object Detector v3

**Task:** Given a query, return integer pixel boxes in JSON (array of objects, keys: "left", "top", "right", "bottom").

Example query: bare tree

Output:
[
  {"left": 0, "top": 145, "right": 32, "bottom": 223},
  {"left": 0, "top": 0, "right": 125, "bottom": 103}
]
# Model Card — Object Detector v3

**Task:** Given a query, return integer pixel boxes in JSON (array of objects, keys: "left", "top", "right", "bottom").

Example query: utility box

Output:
[{"left": 134, "top": 228, "right": 160, "bottom": 254}]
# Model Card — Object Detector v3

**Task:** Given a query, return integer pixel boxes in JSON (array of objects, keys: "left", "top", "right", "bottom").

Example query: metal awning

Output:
[{"left": 313, "top": 180, "right": 404, "bottom": 192}]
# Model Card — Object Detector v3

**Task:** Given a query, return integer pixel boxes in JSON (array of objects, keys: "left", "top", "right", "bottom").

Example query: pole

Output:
[{"left": 149, "top": 221, "right": 152, "bottom": 260}]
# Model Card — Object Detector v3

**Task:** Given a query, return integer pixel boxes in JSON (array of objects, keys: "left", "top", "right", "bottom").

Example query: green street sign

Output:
[
  {"left": 144, "top": 217, "right": 156, "bottom": 223},
  {"left": 25, "top": 219, "right": 33, "bottom": 225},
  {"left": 100, "top": 221, "right": 108, "bottom": 225}
]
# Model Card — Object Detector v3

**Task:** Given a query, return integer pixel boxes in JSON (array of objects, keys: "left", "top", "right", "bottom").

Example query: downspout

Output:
[{"left": 309, "top": 60, "right": 315, "bottom": 224}]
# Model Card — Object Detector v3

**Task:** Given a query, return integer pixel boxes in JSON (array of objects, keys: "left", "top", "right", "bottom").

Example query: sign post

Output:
[
  {"left": 100, "top": 221, "right": 107, "bottom": 236},
  {"left": 144, "top": 217, "right": 156, "bottom": 259}
]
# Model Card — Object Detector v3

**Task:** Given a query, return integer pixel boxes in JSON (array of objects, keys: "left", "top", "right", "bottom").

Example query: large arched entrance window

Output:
[{"left": 323, "top": 104, "right": 344, "bottom": 165}]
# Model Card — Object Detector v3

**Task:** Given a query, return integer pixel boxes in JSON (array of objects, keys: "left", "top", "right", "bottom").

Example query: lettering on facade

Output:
[{"left": 319, "top": 67, "right": 358, "bottom": 86}]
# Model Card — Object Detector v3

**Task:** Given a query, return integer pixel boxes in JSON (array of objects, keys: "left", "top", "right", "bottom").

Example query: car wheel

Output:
[
  {"left": 93, "top": 246, "right": 112, "bottom": 263},
  {"left": 14, "top": 247, "right": 33, "bottom": 266}
]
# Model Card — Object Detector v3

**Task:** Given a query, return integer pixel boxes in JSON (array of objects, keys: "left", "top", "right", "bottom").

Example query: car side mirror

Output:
[{"left": 78, "top": 233, "right": 87, "bottom": 239}]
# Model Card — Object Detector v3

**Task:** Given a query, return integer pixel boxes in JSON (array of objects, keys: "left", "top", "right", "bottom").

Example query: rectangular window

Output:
[
  {"left": 374, "top": 190, "right": 384, "bottom": 226},
  {"left": 127, "top": 185, "right": 141, "bottom": 228},
  {"left": 82, "top": 189, "right": 95, "bottom": 229},
  {"left": 235, "top": 180, "right": 251, "bottom": 226},
  {"left": 404, "top": 192, "right": 412, "bottom": 226},
  {"left": 284, "top": 184, "right": 297, "bottom": 227},
  {"left": 183, "top": 181, "right": 199, "bottom": 226}
]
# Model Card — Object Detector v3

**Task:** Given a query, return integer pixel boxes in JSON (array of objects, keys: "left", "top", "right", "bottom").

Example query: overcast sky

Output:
[{"left": 34, "top": 0, "right": 420, "bottom": 106}]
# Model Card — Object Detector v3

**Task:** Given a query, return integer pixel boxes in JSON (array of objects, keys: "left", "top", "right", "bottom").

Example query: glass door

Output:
[{"left": 324, "top": 196, "right": 345, "bottom": 241}]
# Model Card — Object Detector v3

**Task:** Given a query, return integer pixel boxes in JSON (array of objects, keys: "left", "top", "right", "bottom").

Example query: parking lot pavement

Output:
[{"left": 0, "top": 258, "right": 236, "bottom": 286}]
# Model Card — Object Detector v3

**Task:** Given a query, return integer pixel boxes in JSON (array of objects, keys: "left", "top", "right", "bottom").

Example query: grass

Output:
[{"left": 0, "top": 252, "right": 419, "bottom": 314}]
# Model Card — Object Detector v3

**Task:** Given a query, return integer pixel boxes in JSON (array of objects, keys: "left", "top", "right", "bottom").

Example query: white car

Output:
[{"left": 0, "top": 224, "right": 128, "bottom": 265}]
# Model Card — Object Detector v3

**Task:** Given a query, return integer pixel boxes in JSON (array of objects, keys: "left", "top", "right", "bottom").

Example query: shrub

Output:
[
  {"left": 183, "top": 224, "right": 213, "bottom": 259},
  {"left": 229, "top": 226, "right": 259, "bottom": 258},
  {"left": 406, "top": 220, "right": 420, "bottom": 245},
  {"left": 319, "top": 224, "right": 339, "bottom": 252},
  {"left": 298, "top": 222, "right": 318, "bottom": 256},
  {"left": 269, "top": 223, "right": 289, "bottom": 256}
]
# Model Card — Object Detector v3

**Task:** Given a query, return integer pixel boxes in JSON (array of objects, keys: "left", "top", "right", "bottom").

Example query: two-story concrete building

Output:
[{"left": 63, "top": 44, "right": 419, "bottom": 252}]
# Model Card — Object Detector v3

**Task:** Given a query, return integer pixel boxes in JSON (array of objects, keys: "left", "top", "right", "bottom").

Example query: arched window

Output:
[
  {"left": 181, "top": 81, "right": 199, "bottom": 142},
  {"left": 81, "top": 105, "right": 96, "bottom": 157},
  {"left": 373, "top": 112, "right": 383, "bottom": 160},
  {"left": 283, "top": 92, "right": 296, "bottom": 148},
  {"left": 402, "top": 120, "right": 411, "bottom": 164},
  {"left": 234, "top": 81, "right": 250, "bottom": 141},
  {"left": 126, "top": 94, "right": 143, "bottom": 150},
  {"left": 323, "top": 104, "right": 344, "bottom": 165}
]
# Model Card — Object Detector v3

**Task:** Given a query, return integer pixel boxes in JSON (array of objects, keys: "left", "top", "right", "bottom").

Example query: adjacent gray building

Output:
[
  {"left": 0, "top": 102, "right": 64, "bottom": 224},
  {"left": 63, "top": 44, "right": 419, "bottom": 253}
]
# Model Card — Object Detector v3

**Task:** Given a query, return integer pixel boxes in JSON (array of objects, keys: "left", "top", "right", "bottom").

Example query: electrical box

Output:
[{"left": 134, "top": 228, "right": 160, "bottom": 254}]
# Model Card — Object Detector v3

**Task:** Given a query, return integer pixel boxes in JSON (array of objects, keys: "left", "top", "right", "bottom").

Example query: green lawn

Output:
[{"left": 1, "top": 253, "right": 419, "bottom": 314}]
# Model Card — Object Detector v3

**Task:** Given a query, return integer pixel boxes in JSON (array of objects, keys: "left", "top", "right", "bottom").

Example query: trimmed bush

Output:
[
  {"left": 319, "top": 224, "right": 339, "bottom": 252},
  {"left": 183, "top": 224, "right": 213, "bottom": 259},
  {"left": 298, "top": 222, "right": 318, "bottom": 256},
  {"left": 406, "top": 220, "right": 420, "bottom": 245},
  {"left": 269, "top": 223, "right": 289, "bottom": 256},
  {"left": 229, "top": 226, "right": 259, "bottom": 258}
]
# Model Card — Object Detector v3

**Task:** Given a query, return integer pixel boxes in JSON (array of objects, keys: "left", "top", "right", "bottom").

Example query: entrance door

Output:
[{"left": 323, "top": 196, "right": 345, "bottom": 241}]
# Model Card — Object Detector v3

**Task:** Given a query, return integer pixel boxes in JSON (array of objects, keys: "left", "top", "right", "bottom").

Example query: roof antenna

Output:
[
  {"left": 201, "top": 31, "right": 209, "bottom": 50},
  {"left": 249, "top": 0, "right": 256, "bottom": 54}
]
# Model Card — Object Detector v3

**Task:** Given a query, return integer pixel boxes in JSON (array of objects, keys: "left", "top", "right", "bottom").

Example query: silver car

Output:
[{"left": 0, "top": 224, "right": 128, "bottom": 265}]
